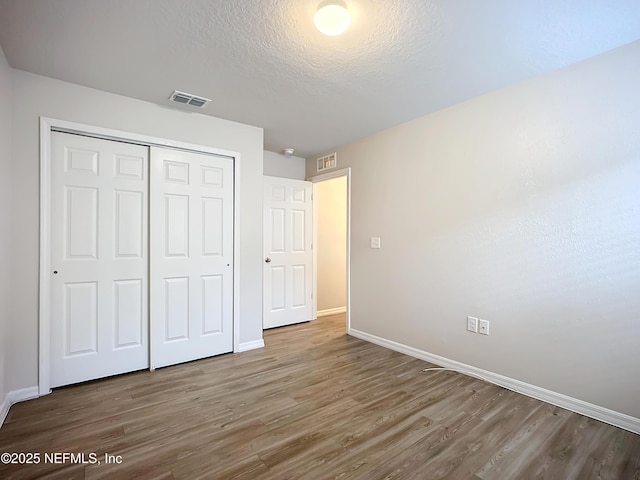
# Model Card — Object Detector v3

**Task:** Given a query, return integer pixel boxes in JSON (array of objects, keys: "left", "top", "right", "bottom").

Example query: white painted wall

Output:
[
  {"left": 7, "top": 70, "right": 264, "bottom": 394},
  {"left": 306, "top": 41, "right": 640, "bottom": 420},
  {"left": 317, "top": 177, "right": 347, "bottom": 312},
  {"left": 263, "top": 150, "right": 305, "bottom": 180},
  {"left": 0, "top": 45, "right": 11, "bottom": 413}
]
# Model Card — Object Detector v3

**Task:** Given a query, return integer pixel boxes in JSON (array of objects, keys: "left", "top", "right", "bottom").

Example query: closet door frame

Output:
[{"left": 38, "top": 117, "right": 242, "bottom": 396}]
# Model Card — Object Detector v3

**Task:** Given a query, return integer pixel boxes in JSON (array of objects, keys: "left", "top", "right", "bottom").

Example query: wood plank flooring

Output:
[{"left": 1, "top": 313, "right": 639, "bottom": 479}]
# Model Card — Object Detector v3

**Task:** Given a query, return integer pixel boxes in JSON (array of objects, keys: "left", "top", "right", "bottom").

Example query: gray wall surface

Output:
[{"left": 306, "top": 41, "right": 640, "bottom": 419}]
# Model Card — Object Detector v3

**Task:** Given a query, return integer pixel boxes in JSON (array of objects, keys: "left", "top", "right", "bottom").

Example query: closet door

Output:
[
  {"left": 50, "top": 132, "right": 149, "bottom": 388},
  {"left": 150, "top": 147, "right": 234, "bottom": 369}
]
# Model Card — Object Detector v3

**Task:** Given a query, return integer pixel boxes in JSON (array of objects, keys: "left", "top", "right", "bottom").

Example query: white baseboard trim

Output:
[
  {"left": 237, "top": 339, "right": 265, "bottom": 353},
  {"left": 0, "top": 395, "right": 8, "bottom": 428},
  {"left": 349, "top": 328, "right": 640, "bottom": 435},
  {"left": 0, "top": 386, "right": 39, "bottom": 429},
  {"left": 317, "top": 306, "right": 347, "bottom": 317}
]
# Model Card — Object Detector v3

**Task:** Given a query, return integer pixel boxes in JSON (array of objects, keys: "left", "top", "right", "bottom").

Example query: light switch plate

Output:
[{"left": 370, "top": 236, "right": 381, "bottom": 249}]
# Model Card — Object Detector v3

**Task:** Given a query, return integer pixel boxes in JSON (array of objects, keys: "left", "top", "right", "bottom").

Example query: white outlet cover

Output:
[
  {"left": 467, "top": 316, "right": 478, "bottom": 333},
  {"left": 370, "top": 236, "right": 381, "bottom": 249},
  {"left": 479, "top": 319, "right": 490, "bottom": 335}
]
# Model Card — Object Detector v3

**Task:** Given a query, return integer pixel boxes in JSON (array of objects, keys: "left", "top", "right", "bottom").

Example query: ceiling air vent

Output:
[
  {"left": 317, "top": 152, "right": 337, "bottom": 172},
  {"left": 169, "top": 90, "right": 211, "bottom": 108}
]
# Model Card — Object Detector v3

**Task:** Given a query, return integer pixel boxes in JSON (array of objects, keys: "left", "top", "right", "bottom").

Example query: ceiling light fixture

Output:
[{"left": 314, "top": 1, "right": 351, "bottom": 36}]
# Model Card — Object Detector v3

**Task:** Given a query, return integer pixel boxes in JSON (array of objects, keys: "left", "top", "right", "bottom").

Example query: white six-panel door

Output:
[
  {"left": 263, "top": 176, "right": 313, "bottom": 329},
  {"left": 50, "top": 132, "right": 149, "bottom": 387},
  {"left": 50, "top": 133, "right": 235, "bottom": 387},
  {"left": 150, "top": 147, "right": 234, "bottom": 368}
]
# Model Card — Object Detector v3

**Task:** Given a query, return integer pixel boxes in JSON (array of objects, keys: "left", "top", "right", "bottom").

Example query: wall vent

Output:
[
  {"left": 317, "top": 152, "right": 337, "bottom": 172},
  {"left": 169, "top": 90, "right": 211, "bottom": 108}
]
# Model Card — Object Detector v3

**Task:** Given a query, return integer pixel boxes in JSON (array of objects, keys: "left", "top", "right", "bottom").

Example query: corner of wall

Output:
[
  {"left": 1, "top": 387, "right": 40, "bottom": 428},
  {"left": 0, "top": 396, "right": 9, "bottom": 427},
  {"left": 0, "top": 43, "right": 14, "bottom": 428},
  {"left": 263, "top": 150, "right": 306, "bottom": 180}
]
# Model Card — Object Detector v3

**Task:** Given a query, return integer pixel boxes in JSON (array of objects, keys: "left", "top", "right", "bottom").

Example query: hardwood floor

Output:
[{"left": 1, "top": 313, "right": 639, "bottom": 479}]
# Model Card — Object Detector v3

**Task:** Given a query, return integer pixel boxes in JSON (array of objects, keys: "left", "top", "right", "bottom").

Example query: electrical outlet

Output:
[
  {"left": 467, "top": 316, "right": 478, "bottom": 333},
  {"left": 479, "top": 319, "right": 490, "bottom": 335},
  {"left": 370, "top": 236, "right": 381, "bottom": 249}
]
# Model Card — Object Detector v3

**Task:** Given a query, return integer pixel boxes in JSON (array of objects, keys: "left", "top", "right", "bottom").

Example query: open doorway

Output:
[{"left": 310, "top": 168, "right": 351, "bottom": 332}]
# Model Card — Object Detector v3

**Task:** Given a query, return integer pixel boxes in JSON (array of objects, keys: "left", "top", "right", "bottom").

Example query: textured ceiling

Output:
[{"left": 1, "top": 0, "right": 640, "bottom": 158}]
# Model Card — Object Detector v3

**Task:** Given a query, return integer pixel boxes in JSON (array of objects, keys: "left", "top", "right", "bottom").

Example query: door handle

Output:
[{"left": 265, "top": 257, "right": 272, "bottom": 263}]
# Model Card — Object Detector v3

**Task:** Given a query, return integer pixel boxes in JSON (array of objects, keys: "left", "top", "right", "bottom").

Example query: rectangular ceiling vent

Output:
[
  {"left": 169, "top": 90, "right": 211, "bottom": 108},
  {"left": 317, "top": 152, "right": 337, "bottom": 172}
]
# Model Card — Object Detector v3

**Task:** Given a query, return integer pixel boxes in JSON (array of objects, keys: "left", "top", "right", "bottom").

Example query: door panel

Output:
[
  {"left": 65, "top": 281, "right": 98, "bottom": 355},
  {"left": 51, "top": 132, "right": 149, "bottom": 388},
  {"left": 114, "top": 190, "right": 144, "bottom": 258},
  {"left": 150, "top": 147, "right": 233, "bottom": 369},
  {"left": 114, "top": 279, "right": 143, "bottom": 348},
  {"left": 263, "top": 176, "right": 313, "bottom": 329},
  {"left": 165, "top": 276, "right": 190, "bottom": 341},
  {"left": 66, "top": 186, "right": 98, "bottom": 258},
  {"left": 202, "top": 275, "right": 224, "bottom": 334}
]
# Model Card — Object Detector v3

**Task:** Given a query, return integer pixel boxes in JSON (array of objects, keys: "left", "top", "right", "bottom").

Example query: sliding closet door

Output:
[
  {"left": 150, "top": 147, "right": 234, "bottom": 369},
  {"left": 50, "top": 132, "right": 149, "bottom": 388}
]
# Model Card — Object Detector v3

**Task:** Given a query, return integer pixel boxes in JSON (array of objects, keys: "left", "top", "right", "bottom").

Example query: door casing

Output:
[
  {"left": 39, "top": 117, "right": 243, "bottom": 396},
  {"left": 308, "top": 167, "right": 352, "bottom": 334}
]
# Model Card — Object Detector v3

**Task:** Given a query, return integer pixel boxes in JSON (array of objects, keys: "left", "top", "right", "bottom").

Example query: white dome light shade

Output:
[{"left": 314, "top": 3, "right": 351, "bottom": 36}]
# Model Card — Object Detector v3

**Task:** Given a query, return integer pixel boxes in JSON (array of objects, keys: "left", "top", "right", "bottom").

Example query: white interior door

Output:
[
  {"left": 50, "top": 132, "right": 149, "bottom": 388},
  {"left": 150, "top": 147, "right": 234, "bottom": 369},
  {"left": 263, "top": 176, "right": 313, "bottom": 329}
]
